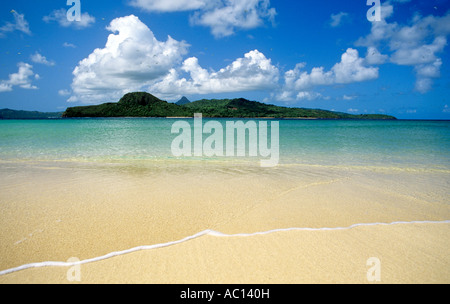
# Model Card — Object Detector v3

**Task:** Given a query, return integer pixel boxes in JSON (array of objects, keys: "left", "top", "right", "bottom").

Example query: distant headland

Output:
[{"left": 0, "top": 109, "right": 63, "bottom": 119}]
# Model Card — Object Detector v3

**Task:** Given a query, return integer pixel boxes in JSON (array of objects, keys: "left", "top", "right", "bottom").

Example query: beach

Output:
[
  {"left": 0, "top": 159, "right": 449, "bottom": 284},
  {"left": 2, "top": 0, "right": 450, "bottom": 286},
  {"left": 0, "top": 119, "right": 449, "bottom": 284}
]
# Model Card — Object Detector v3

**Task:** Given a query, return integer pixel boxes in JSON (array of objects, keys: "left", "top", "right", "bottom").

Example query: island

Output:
[
  {"left": 0, "top": 109, "right": 63, "bottom": 119},
  {"left": 62, "top": 92, "right": 396, "bottom": 120}
]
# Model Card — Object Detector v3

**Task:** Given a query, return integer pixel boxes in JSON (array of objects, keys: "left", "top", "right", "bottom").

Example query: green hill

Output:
[
  {"left": 63, "top": 92, "right": 191, "bottom": 118},
  {"left": 184, "top": 98, "right": 396, "bottom": 119},
  {"left": 63, "top": 92, "right": 396, "bottom": 120}
]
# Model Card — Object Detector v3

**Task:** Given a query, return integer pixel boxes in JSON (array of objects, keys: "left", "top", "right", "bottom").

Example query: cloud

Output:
[
  {"left": 285, "top": 48, "right": 378, "bottom": 91},
  {"left": 70, "top": 15, "right": 278, "bottom": 103},
  {"left": 355, "top": 3, "right": 396, "bottom": 47},
  {"left": 70, "top": 15, "right": 188, "bottom": 104},
  {"left": 58, "top": 89, "right": 71, "bottom": 96},
  {"left": 190, "top": 0, "right": 276, "bottom": 38},
  {"left": 364, "top": 47, "right": 388, "bottom": 65},
  {"left": 333, "top": 49, "right": 379, "bottom": 83},
  {"left": 0, "top": 62, "right": 39, "bottom": 92},
  {"left": 150, "top": 49, "right": 279, "bottom": 98},
  {"left": 390, "top": 36, "right": 447, "bottom": 66},
  {"left": 30, "top": 52, "right": 56, "bottom": 66},
  {"left": 130, "top": 0, "right": 276, "bottom": 38},
  {"left": 414, "top": 58, "right": 442, "bottom": 93},
  {"left": 275, "top": 48, "right": 379, "bottom": 102},
  {"left": 356, "top": 2, "right": 450, "bottom": 93},
  {"left": 0, "top": 83, "right": 12, "bottom": 93},
  {"left": 0, "top": 11, "right": 31, "bottom": 37},
  {"left": 330, "top": 12, "right": 349, "bottom": 27},
  {"left": 296, "top": 91, "right": 325, "bottom": 101},
  {"left": 43, "top": 9, "right": 95, "bottom": 29},
  {"left": 63, "top": 42, "right": 77, "bottom": 48}
]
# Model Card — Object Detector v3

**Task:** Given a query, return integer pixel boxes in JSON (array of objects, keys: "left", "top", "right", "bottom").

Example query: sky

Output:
[{"left": 0, "top": 0, "right": 449, "bottom": 119}]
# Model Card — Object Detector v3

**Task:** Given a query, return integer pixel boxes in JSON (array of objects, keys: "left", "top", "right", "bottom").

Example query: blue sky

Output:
[{"left": 0, "top": 0, "right": 449, "bottom": 119}]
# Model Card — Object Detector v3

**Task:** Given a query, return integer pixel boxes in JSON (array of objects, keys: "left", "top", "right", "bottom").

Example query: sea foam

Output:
[{"left": 0, "top": 220, "right": 449, "bottom": 277}]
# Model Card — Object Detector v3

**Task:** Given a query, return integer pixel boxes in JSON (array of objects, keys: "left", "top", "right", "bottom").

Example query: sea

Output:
[
  {"left": 0, "top": 118, "right": 449, "bottom": 170},
  {"left": 0, "top": 118, "right": 449, "bottom": 279}
]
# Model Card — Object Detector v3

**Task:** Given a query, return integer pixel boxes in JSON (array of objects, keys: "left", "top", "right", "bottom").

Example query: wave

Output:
[{"left": 1, "top": 220, "right": 449, "bottom": 277}]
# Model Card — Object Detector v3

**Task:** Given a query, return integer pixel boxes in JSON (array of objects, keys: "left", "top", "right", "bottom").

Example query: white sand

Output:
[{"left": 0, "top": 161, "right": 449, "bottom": 283}]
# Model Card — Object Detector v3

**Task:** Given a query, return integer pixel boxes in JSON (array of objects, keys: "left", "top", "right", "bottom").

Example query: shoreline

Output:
[
  {"left": 2, "top": 219, "right": 449, "bottom": 276},
  {"left": 1, "top": 221, "right": 449, "bottom": 284},
  {"left": 0, "top": 159, "right": 449, "bottom": 283}
]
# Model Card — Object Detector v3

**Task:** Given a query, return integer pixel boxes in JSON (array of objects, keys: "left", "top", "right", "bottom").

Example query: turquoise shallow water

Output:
[{"left": 0, "top": 119, "right": 449, "bottom": 169}]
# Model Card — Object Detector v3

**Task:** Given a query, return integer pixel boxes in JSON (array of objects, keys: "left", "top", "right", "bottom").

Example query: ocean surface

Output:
[
  {"left": 0, "top": 119, "right": 449, "bottom": 170},
  {"left": 1, "top": 118, "right": 449, "bottom": 281}
]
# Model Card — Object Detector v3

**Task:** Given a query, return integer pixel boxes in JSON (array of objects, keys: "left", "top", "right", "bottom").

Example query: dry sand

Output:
[{"left": 0, "top": 160, "right": 449, "bottom": 284}]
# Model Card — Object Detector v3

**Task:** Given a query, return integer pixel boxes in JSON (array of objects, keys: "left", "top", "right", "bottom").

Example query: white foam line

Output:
[
  {"left": 208, "top": 220, "right": 450, "bottom": 237},
  {"left": 1, "top": 220, "right": 449, "bottom": 277}
]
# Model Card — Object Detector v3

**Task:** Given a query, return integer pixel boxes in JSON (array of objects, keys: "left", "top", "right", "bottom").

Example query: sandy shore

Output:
[
  {"left": 0, "top": 160, "right": 449, "bottom": 284},
  {"left": 1, "top": 222, "right": 449, "bottom": 284}
]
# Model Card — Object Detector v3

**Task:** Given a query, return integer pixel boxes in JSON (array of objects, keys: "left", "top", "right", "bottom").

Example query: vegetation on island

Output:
[
  {"left": 182, "top": 98, "right": 396, "bottom": 119},
  {"left": 0, "top": 109, "right": 63, "bottom": 119},
  {"left": 62, "top": 92, "right": 189, "bottom": 118},
  {"left": 59, "top": 92, "right": 396, "bottom": 119}
]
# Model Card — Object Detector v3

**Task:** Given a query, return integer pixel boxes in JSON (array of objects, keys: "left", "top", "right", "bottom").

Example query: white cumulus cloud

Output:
[
  {"left": 0, "top": 62, "right": 39, "bottom": 92},
  {"left": 149, "top": 49, "right": 279, "bottom": 98},
  {"left": 69, "top": 15, "right": 188, "bottom": 104},
  {"left": 333, "top": 49, "right": 380, "bottom": 84},
  {"left": 190, "top": 0, "right": 276, "bottom": 38},
  {"left": 277, "top": 48, "right": 379, "bottom": 102},
  {"left": 129, "top": 0, "right": 276, "bottom": 38},
  {"left": 356, "top": 2, "right": 450, "bottom": 93},
  {"left": 30, "top": 52, "right": 56, "bottom": 66}
]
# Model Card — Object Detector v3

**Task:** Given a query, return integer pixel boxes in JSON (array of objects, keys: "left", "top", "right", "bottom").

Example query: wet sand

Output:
[{"left": 0, "top": 160, "right": 449, "bottom": 283}]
